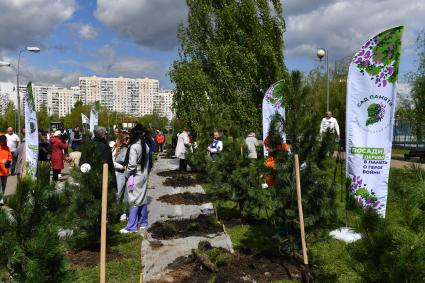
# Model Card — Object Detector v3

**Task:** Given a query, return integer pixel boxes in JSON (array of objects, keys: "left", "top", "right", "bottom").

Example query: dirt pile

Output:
[
  {"left": 150, "top": 243, "right": 301, "bottom": 283},
  {"left": 148, "top": 215, "right": 223, "bottom": 240},
  {"left": 157, "top": 192, "right": 210, "bottom": 205},
  {"left": 67, "top": 249, "right": 124, "bottom": 268}
]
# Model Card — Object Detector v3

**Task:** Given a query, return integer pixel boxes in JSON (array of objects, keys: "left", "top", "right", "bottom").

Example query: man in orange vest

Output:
[{"left": 155, "top": 130, "right": 165, "bottom": 153}]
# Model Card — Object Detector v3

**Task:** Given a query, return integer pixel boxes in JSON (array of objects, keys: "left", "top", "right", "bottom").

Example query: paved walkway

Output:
[{"left": 141, "top": 156, "right": 233, "bottom": 282}]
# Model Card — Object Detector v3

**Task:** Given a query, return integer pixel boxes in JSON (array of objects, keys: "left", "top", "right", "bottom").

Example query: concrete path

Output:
[{"left": 142, "top": 157, "right": 233, "bottom": 282}]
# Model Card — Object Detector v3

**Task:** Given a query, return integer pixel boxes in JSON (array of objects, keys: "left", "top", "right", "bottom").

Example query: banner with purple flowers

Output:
[
  {"left": 24, "top": 82, "right": 39, "bottom": 178},
  {"left": 346, "top": 26, "right": 404, "bottom": 216},
  {"left": 262, "top": 80, "right": 286, "bottom": 156}
]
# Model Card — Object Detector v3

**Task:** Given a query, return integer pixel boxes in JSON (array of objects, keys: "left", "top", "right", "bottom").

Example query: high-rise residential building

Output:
[
  {"left": 158, "top": 89, "right": 174, "bottom": 120},
  {"left": 0, "top": 76, "right": 174, "bottom": 120},
  {"left": 47, "top": 87, "right": 80, "bottom": 117},
  {"left": 79, "top": 76, "right": 172, "bottom": 118}
]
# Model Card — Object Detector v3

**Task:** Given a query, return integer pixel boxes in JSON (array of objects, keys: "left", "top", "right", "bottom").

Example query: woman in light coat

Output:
[
  {"left": 120, "top": 124, "right": 150, "bottom": 234},
  {"left": 175, "top": 128, "right": 191, "bottom": 171}
]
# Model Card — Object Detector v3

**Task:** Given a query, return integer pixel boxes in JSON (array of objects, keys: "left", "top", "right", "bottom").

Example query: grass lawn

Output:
[{"left": 72, "top": 226, "right": 142, "bottom": 283}]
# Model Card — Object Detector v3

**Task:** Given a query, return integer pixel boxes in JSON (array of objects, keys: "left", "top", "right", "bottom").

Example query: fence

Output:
[{"left": 393, "top": 119, "right": 425, "bottom": 150}]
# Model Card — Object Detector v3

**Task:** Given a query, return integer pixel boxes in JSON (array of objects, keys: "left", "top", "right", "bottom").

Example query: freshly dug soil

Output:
[
  {"left": 157, "top": 192, "right": 210, "bottom": 205},
  {"left": 156, "top": 170, "right": 194, "bottom": 178},
  {"left": 67, "top": 249, "right": 124, "bottom": 268},
  {"left": 162, "top": 175, "right": 206, "bottom": 187},
  {"left": 149, "top": 240, "right": 164, "bottom": 250},
  {"left": 148, "top": 215, "right": 223, "bottom": 240},
  {"left": 149, "top": 250, "right": 301, "bottom": 283}
]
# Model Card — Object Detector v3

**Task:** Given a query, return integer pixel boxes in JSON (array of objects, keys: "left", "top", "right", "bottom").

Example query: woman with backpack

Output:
[{"left": 120, "top": 124, "right": 150, "bottom": 234}]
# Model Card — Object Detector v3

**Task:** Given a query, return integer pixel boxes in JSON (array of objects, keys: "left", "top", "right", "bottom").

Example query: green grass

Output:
[{"left": 73, "top": 226, "right": 142, "bottom": 283}]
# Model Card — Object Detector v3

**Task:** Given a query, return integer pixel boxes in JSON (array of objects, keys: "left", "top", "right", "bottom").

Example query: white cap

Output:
[{"left": 54, "top": 130, "right": 61, "bottom": 137}]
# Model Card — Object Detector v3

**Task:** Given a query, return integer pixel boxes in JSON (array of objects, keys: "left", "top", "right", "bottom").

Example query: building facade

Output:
[
  {"left": 79, "top": 76, "right": 173, "bottom": 119},
  {"left": 0, "top": 76, "right": 174, "bottom": 119}
]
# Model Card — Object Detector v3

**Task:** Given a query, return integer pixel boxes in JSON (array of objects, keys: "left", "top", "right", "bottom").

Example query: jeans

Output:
[
  {"left": 10, "top": 152, "right": 16, "bottom": 175},
  {"left": 52, "top": 169, "right": 61, "bottom": 181},
  {"left": 126, "top": 205, "right": 148, "bottom": 231},
  {"left": 116, "top": 171, "right": 128, "bottom": 203},
  {"left": 0, "top": 176, "right": 7, "bottom": 198},
  {"left": 179, "top": 159, "right": 187, "bottom": 172},
  {"left": 158, "top": 143, "right": 164, "bottom": 152}
]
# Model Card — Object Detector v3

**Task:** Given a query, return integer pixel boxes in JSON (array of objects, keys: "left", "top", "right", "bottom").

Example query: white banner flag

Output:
[
  {"left": 346, "top": 26, "right": 404, "bottom": 216},
  {"left": 81, "top": 113, "right": 90, "bottom": 125},
  {"left": 24, "top": 82, "right": 39, "bottom": 177},
  {"left": 262, "top": 80, "right": 286, "bottom": 156},
  {"left": 89, "top": 105, "right": 98, "bottom": 133}
]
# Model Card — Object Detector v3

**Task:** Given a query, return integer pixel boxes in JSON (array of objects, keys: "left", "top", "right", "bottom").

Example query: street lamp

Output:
[
  {"left": 17, "top": 46, "right": 41, "bottom": 137},
  {"left": 317, "top": 48, "right": 330, "bottom": 112},
  {"left": 0, "top": 61, "right": 11, "bottom": 67}
]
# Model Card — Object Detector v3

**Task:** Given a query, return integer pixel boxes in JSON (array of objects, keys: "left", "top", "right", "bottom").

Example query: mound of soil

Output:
[
  {"left": 157, "top": 192, "right": 210, "bottom": 205},
  {"left": 163, "top": 175, "right": 206, "bottom": 187},
  {"left": 156, "top": 170, "right": 194, "bottom": 178},
  {"left": 149, "top": 240, "right": 164, "bottom": 250},
  {"left": 148, "top": 215, "right": 223, "bottom": 240},
  {"left": 150, "top": 249, "right": 301, "bottom": 283},
  {"left": 67, "top": 249, "right": 124, "bottom": 268}
]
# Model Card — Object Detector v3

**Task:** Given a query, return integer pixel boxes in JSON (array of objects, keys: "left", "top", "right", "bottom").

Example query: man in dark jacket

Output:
[{"left": 93, "top": 127, "right": 117, "bottom": 189}]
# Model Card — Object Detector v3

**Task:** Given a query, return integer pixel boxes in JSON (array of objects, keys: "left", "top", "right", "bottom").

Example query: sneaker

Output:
[
  {"left": 119, "top": 228, "right": 137, "bottom": 234},
  {"left": 120, "top": 213, "right": 127, "bottom": 222}
]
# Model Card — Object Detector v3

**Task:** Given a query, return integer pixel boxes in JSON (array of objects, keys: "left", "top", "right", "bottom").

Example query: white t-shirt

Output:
[
  {"left": 320, "top": 117, "right": 340, "bottom": 137},
  {"left": 6, "top": 133, "right": 20, "bottom": 152}
]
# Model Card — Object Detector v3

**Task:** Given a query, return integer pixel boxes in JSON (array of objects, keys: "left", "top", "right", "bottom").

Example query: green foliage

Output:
[
  {"left": 170, "top": 0, "right": 288, "bottom": 132},
  {"left": 65, "top": 136, "right": 121, "bottom": 250},
  {"left": 0, "top": 164, "right": 71, "bottom": 282},
  {"left": 410, "top": 31, "right": 425, "bottom": 139},
  {"left": 138, "top": 114, "right": 168, "bottom": 131}
]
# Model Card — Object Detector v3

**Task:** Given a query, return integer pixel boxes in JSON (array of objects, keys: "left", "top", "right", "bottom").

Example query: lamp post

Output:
[
  {"left": 17, "top": 46, "right": 41, "bottom": 137},
  {"left": 317, "top": 48, "right": 330, "bottom": 112}
]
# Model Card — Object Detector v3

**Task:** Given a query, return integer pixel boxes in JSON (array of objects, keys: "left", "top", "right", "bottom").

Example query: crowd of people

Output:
[{"left": 0, "top": 111, "right": 339, "bottom": 233}]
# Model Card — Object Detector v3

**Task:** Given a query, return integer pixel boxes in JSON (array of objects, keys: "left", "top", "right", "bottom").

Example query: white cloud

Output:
[
  {"left": 283, "top": 0, "right": 425, "bottom": 59},
  {"left": 67, "top": 23, "right": 99, "bottom": 40},
  {"left": 0, "top": 0, "right": 76, "bottom": 50},
  {"left": 95, "top": 0, "right": 187, "bottom": 50},
  {"left": 84, "top": 45, "right": 166, "bottom": 80}
]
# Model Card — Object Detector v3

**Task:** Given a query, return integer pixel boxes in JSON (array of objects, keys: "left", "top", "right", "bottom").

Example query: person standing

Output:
[
  {"left": 175, "top": 128, "right": 191, "bottom": 172},
  {"left": 0, "top": 135, "right": 12, "bottom": 205},
  {"left": 145, "top": 129, "right": 155, "bottom": 172},
  {"left": 245, "top": 132, "right": 259, "bottom": 161},
  {"left": 13, "top": 128, "right": 25, "bottom": 177},
  {"left": 120, "top": 124, "right": 150, "bottom": 234},
  {"left": 93, "top": 127, "right": 117, "bottom": 190},
  {"left": 50, "top": 130, "right": 69, "bottom": 182},
  {"left": 6, "top": 127, "right": 20, "bottom": 175},
  {"left": 155, "top": 130, "right": 165, "bottom": 153},
  {"left": 207, "top": 131, "right": 223, "bottom": 160},
  {"left": 172, "top": 133, "right": 178, "bottom": 149},
  {"left": 113, "top": 132, "right": 129, "bottom": 205},
  {"left": 320, "top": 111, "right": 340, "bottom": 139},
  {"left": 70, "top": 126, "right": 82, "bottom": 151}
]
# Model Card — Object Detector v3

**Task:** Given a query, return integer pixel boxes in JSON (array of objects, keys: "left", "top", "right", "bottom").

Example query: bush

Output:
[
  {"left": 65, "top": 136, "right": 121, "bottom": 250},
  {"left": 0, "top": 164, "right": 71, "bottom": 282}
]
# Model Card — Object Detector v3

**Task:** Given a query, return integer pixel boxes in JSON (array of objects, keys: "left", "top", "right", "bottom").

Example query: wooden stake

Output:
[
  {"left": 294, "top": 154, "right": 308, "bottom": 266},
  {"left": 100, "top": 163, "right": 108, "bottom": 283}
]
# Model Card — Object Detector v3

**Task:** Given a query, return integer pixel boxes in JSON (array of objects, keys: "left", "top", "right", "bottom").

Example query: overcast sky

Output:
[{"left": 0, "top": 0, "right": 423, "bottom": 89}]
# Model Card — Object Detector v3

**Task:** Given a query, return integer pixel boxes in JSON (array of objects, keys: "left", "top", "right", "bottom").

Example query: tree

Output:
[
  {"left": 65, "top": 135, "right": 121, "bottom": 250},
  {"left": 170, "top": 0, "right": 288, "bottom": 133},
  {"left": 63, "top": 101, "right": 91, "bottom": 129},
  {"left": 37, "top": 105, "right": 51, "bottom": 130},
  {"left": 0, "top": 164, "right": 71, "bottom": 282},
  {"left": 410, "top": 32, "right": 425, "bottom": 138},
  {"left": 138, "top": 114, "right": 168, "bottom": 131}
]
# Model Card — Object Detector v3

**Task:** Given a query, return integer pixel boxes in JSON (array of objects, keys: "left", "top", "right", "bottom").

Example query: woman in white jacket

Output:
[
  {"left": 120, "top": 125, "right": 150, "bottom": 234},
  {"left": 175, "top": 128, "right": 191, "bottom": 171}
]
